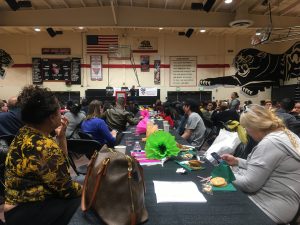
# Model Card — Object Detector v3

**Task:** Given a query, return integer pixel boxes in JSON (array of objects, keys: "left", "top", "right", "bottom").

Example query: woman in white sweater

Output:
[{"left": 222, "top": 104, "right": 300, "bottom": 224}]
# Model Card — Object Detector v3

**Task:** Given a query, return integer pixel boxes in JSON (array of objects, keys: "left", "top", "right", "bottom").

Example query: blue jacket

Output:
[{"left": 81, "top": 118, "right": 115, "bottom": 147}]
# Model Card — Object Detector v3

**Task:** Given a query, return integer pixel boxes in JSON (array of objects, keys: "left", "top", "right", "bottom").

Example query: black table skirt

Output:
[{"left": 68, "top": 123, "right": 276, "bottom": 225}]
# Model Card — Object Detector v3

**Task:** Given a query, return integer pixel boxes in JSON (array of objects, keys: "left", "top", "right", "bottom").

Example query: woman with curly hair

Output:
[
  {"left": 4, "top": 85, "right": 81, "bottom": 225},
  {"left": 222, "top": 104, "right": 300, "bottom": 224}
]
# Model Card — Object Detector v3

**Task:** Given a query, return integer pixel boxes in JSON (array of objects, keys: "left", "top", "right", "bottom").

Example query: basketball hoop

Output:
[{"left": 108, "top": 45, "right": 131, "bottom": 60}]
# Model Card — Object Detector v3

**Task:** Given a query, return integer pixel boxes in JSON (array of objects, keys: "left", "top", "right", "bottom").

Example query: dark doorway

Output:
[{"left": 167, "top": 91, "right": 212, "bottom": 103}]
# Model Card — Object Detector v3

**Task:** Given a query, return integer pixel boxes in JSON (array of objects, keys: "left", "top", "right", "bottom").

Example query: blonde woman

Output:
[{"left": 222, "top": 104, "right": 300, "bottom": 224}]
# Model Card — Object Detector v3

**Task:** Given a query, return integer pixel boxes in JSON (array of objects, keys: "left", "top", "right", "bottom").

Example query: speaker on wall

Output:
[
  {"left": 46, "top": 28, "right": 57, "bottom": 37},
  {"left": 46, "top": 28, "right": 63, "bottom": 37},
  {"left": 185, "top": 28, "right": 194, "bottom": 38}
]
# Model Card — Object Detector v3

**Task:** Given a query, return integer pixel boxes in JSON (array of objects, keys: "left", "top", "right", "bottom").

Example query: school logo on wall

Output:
[{"left": 199, "top": 41, "right": 300, "bottom": 96}]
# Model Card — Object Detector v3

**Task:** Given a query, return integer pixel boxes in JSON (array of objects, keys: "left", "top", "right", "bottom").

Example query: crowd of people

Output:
[{"left": 0, "top": 86, "right": 300, "bottom": 224}]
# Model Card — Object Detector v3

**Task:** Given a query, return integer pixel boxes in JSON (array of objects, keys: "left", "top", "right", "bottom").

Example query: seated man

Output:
[
  {"left": 211, "top": 101, "right": 240, "bottom": 130},
  {"left": 102, "top": 97, "right": 139, "bottom": 132},
  {"left": 181, "top": 99, "right": 206, "bottom": 150},
  {"left": 0, "top": 96, "right": 24, "bottom": 136}
]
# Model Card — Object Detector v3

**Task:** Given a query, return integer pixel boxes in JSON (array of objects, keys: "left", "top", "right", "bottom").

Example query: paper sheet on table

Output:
[{"left": 153, "top": 181, "right": 207, "bottom": 203}]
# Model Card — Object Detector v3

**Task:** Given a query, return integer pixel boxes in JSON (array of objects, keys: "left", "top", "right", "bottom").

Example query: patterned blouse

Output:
[{"left": 5, "top": 126, "right": 81, "bottom": 205}]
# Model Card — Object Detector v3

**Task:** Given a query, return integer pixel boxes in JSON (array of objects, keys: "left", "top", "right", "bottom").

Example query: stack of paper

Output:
[{"left": 153, "top": 181, "right": 207, "bottom": 203}]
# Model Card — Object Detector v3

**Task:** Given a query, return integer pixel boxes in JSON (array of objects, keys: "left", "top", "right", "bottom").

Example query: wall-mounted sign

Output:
[
  {"left": 140, "top": 55, "right": 150, "bottom": 72},
  {"left": 170, "top": 56, "right": 197, "bottom": 87},
  {"left": 154, "top": 60, "right": 161, "bottom": 85},
  {"left": 31, "top": 58, "right": 81, "bottom": 85},
  {"left": 132, "top": 37, "right": 158, "bottom": 53},
  {"left": 139, "top": 87, "right": 157, "bottom": 96},
  {"left": 90, "top": 55, "right": 103, "bottom": 81},
  {"left": 42, "top": 48, "right": 71, "bottom": 55},
  {"left": 32, "top": 58, "right": 43, "bottom": 84}
]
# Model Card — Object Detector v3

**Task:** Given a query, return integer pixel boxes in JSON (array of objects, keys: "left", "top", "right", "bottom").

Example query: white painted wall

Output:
[{"left": 0, "top": 30, "right": 296, "bottom": 104}]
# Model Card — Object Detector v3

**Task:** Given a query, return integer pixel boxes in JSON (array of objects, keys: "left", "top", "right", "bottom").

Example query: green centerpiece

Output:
[{"left": 145, "top": 131, "right": 180, "bottom": 159}]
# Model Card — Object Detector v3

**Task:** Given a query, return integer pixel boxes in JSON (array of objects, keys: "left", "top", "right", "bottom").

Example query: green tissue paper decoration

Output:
[{"left": 145, "top": 131, "right": 180, "bottom": 159}]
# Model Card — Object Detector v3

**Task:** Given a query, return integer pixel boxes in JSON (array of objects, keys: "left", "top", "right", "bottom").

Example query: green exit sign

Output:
[
  {"left": 176, "top": 87, "right": 181, "bottom": 91},
  {"left": 199, "top": 86, "right": 204, "bottom": 91}
]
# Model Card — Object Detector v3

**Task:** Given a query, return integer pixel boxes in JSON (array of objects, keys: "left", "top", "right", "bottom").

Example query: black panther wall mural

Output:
[
  {"left": 0, "top": 49, "right": 14, "bottom": 79},
  {"left": 199, "top": 41, "right": 300, "bottom": 96}
]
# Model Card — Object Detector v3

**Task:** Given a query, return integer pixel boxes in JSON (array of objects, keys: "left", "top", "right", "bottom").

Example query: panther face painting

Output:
[
  {"left": 199, "top": 41, "right": 300, "bottom": 96},
  {"left": 0, "top": 49, "right": 14, "bottom": 79}
]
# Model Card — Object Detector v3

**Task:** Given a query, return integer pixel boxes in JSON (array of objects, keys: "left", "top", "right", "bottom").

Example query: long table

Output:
[{"left": 69, "top": 124, "right": 276, "bottom": 225}]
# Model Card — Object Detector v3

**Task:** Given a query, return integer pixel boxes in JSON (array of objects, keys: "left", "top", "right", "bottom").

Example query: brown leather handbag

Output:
[{"left": 81, "top": 145, "right": 148, "bottom": 225}]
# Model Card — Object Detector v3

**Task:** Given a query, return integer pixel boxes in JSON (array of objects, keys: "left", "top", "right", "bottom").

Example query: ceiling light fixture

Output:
[
  {"left": 78, "top": 26, "right": 84, "bottom": 30},
  {"left": 224, "top": 0, "right": 233, "bottom": 4},
  {"left": 256, "top": 32, "right": 261, "bottom": 36},
  {"left": 200, "top": 29, "right": 206, "bottom": 33},
  {"left": 159, "top": 27, "right": 163, "bottom": 30},
  {"left": 34, "top": 28, "right": 41, "bottom": 32}
]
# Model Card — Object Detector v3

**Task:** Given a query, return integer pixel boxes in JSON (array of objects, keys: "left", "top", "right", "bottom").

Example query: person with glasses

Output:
[{"left": 222, "top": 104, "right": 300, "bottom": 224}]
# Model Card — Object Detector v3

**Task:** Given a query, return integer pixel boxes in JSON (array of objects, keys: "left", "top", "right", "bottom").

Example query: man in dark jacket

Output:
[
  {"left": 102, "top": 97, "right": 139, "bottom": 131},
  {"left": 276, "top": 98, "right": 300, "bottom": 136},
  {"left": 0, "top": 96, "right": 24, "bottom": 136}
]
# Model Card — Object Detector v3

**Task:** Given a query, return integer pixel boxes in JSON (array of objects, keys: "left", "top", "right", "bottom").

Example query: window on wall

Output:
[{"left": 167, "top": 91, "right": 212, "bottom": 103}]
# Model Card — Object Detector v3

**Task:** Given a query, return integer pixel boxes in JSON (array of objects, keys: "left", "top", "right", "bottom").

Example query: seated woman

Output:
[
  {"left": 64, "top": 101, "right": 86, "bottom": 139},
  {"left": 4, "top": 85, "right": 81, "bottom": 225},
  {"left": 162, "top": 107, "right": 174, "bottom": 128},
  {"left": 222, "top": 104, "right": 300, "bottom": 224},
  {"left": 81, "top": 100, "right": 116, "bottom": 147}
]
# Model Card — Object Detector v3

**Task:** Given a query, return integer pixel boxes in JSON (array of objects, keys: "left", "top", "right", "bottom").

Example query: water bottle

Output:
[{"left": 133, "top": 141, "right": 142, "bottom": 152}]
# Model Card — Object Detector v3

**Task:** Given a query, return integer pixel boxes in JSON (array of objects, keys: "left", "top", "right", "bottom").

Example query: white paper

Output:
[{"left": 153, "top": 181, "right": 207, "bottom": 203}]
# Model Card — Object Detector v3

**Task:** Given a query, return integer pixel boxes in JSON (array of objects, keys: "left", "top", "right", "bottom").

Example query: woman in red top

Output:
[{"left": 163, "top": 107, "right": 174, "bottom": 128}]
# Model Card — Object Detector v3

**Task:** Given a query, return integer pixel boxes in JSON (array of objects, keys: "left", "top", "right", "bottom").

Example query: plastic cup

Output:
[
  {"left": 125, "top": 137, "right": 133, "bottom": 146},
  {"left": 163, "top": 124, "right": 170, "bottom": 132},
  {"left": 114, "top": 145, "right": 127, "bottom": 154}
]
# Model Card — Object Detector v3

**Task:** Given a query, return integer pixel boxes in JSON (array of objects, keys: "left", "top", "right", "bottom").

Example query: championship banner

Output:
[
  {"left": 90, "top": 55, "right": 102, "bottom": 81},
  {"left": 154, "top": 60, "right": 161, "bottom": 84},
  {"left": 132, "top": 38, "right": 158, "bottom": 53},
  {"left": 140, "top": 55, "right": 150, "bottom": 72},
  {"left": 139, "top": 87, "right": 157, "bottom": 96}
]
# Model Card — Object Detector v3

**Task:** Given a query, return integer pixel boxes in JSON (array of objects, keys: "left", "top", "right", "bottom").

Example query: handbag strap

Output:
[{"left": 81, "top": 154, "right": 110, "bottom": 211}]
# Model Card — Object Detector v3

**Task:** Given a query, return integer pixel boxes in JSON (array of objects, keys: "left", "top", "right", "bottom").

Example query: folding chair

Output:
[
  {"left": 78, "top": 131, "right": 94, "bottom": 140},
  {"left": 198, "top": 128, "right": 214, "bottom": 152},
  {"left": 67, "top": 139, "right": 103, "bottom": 175}
]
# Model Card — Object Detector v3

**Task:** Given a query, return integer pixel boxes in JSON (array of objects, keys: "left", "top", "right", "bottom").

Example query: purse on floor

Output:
[{"left": 81, "top": 145, "right": 148, "bottom": 225}]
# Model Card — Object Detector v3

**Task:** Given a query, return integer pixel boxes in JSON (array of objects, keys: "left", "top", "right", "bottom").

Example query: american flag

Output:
[{"left": 86, "top": 35, "right": 119, "bottom": 54}]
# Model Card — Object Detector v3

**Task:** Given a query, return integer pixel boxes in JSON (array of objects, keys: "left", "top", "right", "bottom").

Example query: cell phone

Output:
[{"left": 211, "top": 152, "right": 222, "bottom": 164}]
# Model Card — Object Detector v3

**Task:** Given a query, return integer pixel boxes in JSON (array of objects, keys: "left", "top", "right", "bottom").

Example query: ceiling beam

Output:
[
  {"left": 98, "top": 0, "right": 103, "bottom": 7},
  {"left": 249, "top": 0, "right": 261, "bottom": 12},
  {"left": 0, "top": 6, "right": 299, "bottom": 28},
  {"left": 165, "top": 0, "right": 168, "bottom": 9},
  {"left": 231, "top": 0, "right": 248, "bottom": 12},
  {"left": 279, "top": 1, "right": 299, "bottom": 16},
  {"left": 130, "top": 0, "right": 133, "bottom": 7},
  {"left": 80, "top": 0, "right": 87, "bottom": 7},
  {"left": 61, "top": 0, "right": 70, "bottom": 8},
  {"left": 148, "top": 0, "right": 150, "bottom": 8},
  {"left": 110, "top": 0, "right": 118, "bottom": 25},
  {"left": 213, "top": 0, "right": 223, "bottom": 12},
  {"left": 181, "top": 0, "right": 187, "bottom": 10},
  {"left": 42, "top": 0, "right": 52, "bottom": 9}
]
